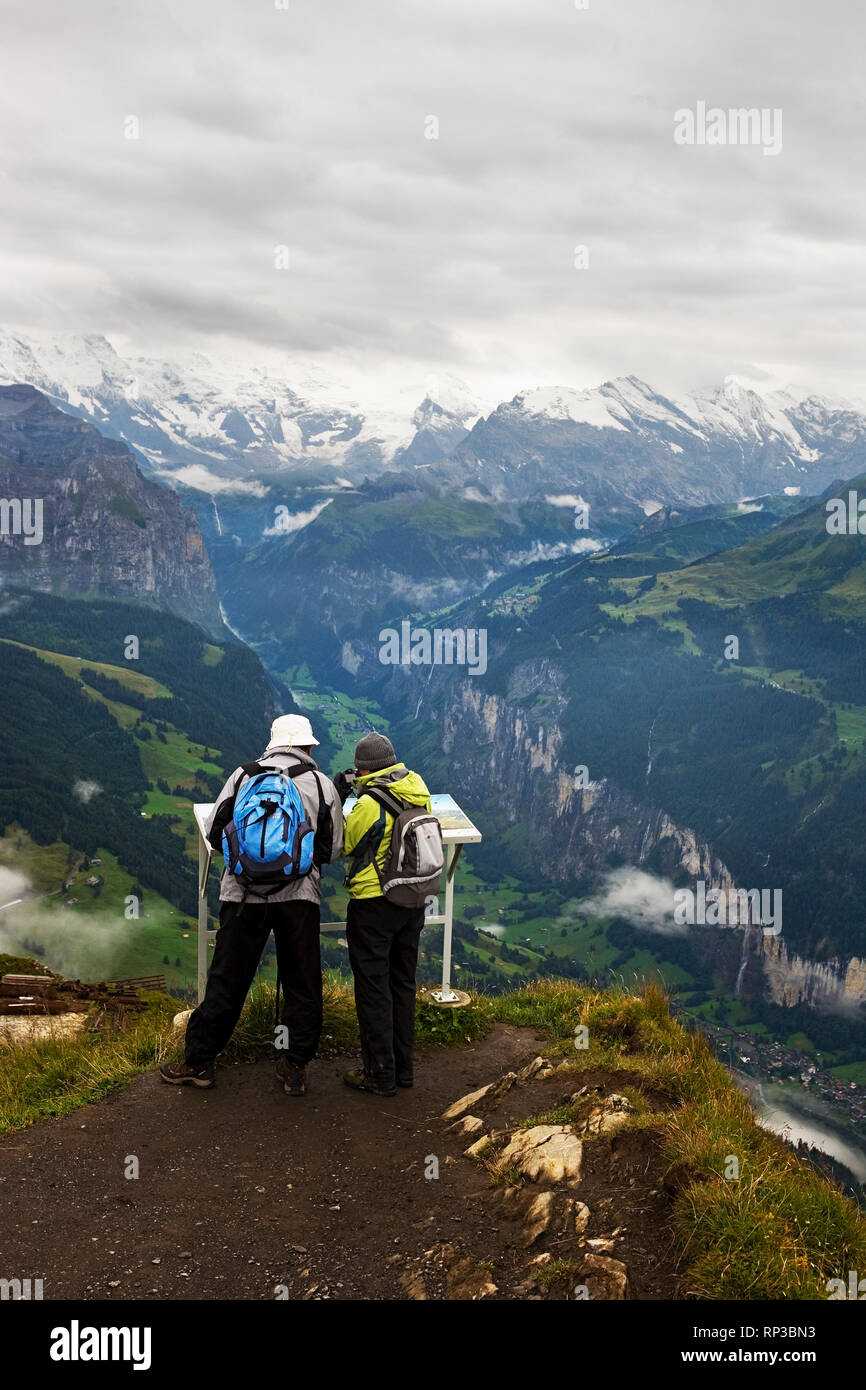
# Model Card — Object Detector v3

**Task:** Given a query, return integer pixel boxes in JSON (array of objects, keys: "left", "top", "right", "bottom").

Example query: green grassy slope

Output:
[{"left": 0, "top": 590, "right": 279, "bottom": 987}]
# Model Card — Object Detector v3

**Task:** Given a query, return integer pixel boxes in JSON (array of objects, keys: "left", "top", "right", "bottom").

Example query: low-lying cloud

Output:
[
  {"left": 0, "top": 864, "right": 158, "bottom": 982},
  {"left": 262, "top": 499, "right": 332, "bottom": 536},
  {"left": 158, "top": 464, "right": 267, "bottom": 497},
  {"left": 0, "top": 865, "right": 29, "bottom": 907},
  {"left": 581, "top": 867, "right": 684, "bottom": 936},
  {"left": 73, "top": 779, "right": 102, "bottom": 805}
]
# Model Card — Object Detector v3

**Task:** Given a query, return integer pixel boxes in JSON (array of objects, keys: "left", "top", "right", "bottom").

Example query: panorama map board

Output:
[
  {"left": 341, "top": 792, "right": 481, "bottom": 843},
  {"left": 195, "top": 794, "right": 480, "bottom": 852}
]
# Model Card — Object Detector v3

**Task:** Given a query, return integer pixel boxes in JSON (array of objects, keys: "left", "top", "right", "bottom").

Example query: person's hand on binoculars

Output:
[{"left": 333, "top": 767, "right": 356, "bottom": 804}]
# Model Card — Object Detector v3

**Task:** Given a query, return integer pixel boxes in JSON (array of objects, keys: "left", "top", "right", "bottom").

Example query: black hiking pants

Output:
[
  {"left": 346, "top": 896, "right": 424, "bottom": 1088},
  {"left": 185, "top": 899, "right": 322, "bottom": 1068}
]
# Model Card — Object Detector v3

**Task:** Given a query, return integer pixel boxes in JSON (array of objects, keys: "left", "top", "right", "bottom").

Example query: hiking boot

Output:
[
  {"left": 275, "top": 1057, "right": 307, "bottom": 1097},
  {"left": 397, "top": 1074, "right": 414, "bottom": 1089},
  {"left": 343, "top": 1069, "right": 396, "bottom": 1098},
  {"left": 160, "top": 1059, "right": 214, "bottom": 1088}
]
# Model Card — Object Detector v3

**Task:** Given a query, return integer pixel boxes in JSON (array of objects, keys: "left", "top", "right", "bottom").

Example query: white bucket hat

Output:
[{"left": 264, "top": 713, "right": 320, "bottom": 752}]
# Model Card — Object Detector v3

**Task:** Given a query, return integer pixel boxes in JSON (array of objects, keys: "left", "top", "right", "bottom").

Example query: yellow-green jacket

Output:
[{"left": 343, "top": 763, "right": 432, "bottom": 899}]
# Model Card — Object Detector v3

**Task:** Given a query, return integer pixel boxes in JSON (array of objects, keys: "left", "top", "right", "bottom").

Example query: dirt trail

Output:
[
  {"left": 0, "top": 1026, "right": 546, "bottom": 1301},
  {"left": 0, "top": 1027, "right": 685, "bottom": 1300}
]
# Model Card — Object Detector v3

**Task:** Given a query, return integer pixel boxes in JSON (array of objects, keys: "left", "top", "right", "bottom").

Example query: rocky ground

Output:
[{"left": 0, "top": 1025, "right": 684, "bottom": 1300}]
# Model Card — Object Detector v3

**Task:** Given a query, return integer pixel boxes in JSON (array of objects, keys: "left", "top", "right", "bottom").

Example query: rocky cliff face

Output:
[
  {"left": 436, "top": 668, "right": 733, "bottom": 886},
  {"left": 760, "top": 935, "right": 866, "bottom": 1011},
  {"left": 413, "top": 667, "right": 866, "bottom": 1012},
  {"left": 0, "top": 385, "right": 220, "bottom": 629}
]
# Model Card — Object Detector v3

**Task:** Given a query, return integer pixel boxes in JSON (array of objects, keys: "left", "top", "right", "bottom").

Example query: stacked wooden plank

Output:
[
  {"left": 0, "top": 973, "right": 163, "bottom": 1020},
  {"left": 0, "top": 974, "right": 54, "bottom": 994},
  {"left": 0, "top": 975, "right": 75, "bottom": 1015},
  {"left": 112, "top": 975, "right": 166, "bottom": 992}
]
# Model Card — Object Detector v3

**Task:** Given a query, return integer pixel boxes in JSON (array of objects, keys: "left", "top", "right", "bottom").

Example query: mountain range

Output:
[
  {"left": 437, "top": 376, "right": 866, "bottom": 507},
  {"left": 0, "top": 328, "right": 482, "bottom": 489},
  {"left": 3, "top": 329, "right": 866, "bottom": 517}
]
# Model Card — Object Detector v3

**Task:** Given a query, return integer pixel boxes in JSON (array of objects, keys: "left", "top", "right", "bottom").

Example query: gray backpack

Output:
[{"left": 364, "top": 785, "right": 444, "bottom": 907}]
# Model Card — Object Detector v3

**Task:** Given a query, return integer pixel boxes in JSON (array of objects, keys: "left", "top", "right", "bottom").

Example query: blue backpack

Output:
[{"left": 222, "top": 761, "right": 319, "bottom": 896}]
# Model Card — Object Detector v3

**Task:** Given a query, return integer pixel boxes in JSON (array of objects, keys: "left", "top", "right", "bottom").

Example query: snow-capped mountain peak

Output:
[
  {"left": 0, "top": 327, "right": 445, "bottom": 490},
  {"left": 2, "top": 326, "right": 865, "bottom": 508}
]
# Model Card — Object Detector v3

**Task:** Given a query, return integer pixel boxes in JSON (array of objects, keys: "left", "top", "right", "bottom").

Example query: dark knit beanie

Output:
[{"left": 354, "top": 732, "right": 396, "bottom": 772}]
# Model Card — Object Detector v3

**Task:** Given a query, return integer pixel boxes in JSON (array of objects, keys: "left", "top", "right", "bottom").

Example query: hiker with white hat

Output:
[{"left": 161, "top": 712, "right": 343, "bottom": 1097}]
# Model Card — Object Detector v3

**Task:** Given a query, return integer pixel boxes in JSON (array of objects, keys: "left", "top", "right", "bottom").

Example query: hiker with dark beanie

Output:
[
  {"left": 335, "top": 733, "right": 442, "bottom": 1097},
  {"left": 160, "top": 714, "right": 343, "bottom": 1097}
]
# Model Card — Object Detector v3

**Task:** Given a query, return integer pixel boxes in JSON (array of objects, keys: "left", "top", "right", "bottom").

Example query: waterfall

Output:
[
  {"left": 413, "top": 663, "right": 436, "bottom": 721},
  {"left": 218, "top": 601, "right": 246, "bottom": 643},
  {"left": 739, "top": 928, "right": 750, "bottom": 995},
  {"left": 645, "top": 715, "right": 657, "bottom": 786}
]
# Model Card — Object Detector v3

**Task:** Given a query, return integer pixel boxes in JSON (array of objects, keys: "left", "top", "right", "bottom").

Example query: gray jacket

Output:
[{"left": 205, "top": 748, "right": 344, "bottom": 905}]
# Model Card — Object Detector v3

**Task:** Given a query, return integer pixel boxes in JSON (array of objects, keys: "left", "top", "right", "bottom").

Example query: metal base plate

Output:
[{"left": 420, "top": 986, "right": 473, "bottom": 1009}]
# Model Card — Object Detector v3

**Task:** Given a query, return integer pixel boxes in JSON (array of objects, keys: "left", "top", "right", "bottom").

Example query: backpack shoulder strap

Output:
[
  {"left": 282, "top": 762, "right": 324, "bottom": 816},
  {"left": 345, "top": 802, "right": 387, "bottom": 885},
  {"left": 363, "top": 785, "right": 407, "bottom": 818},
  {"left": 249, "top": 760, "right": 312, "bottom": 784},
  {"left": 284, "top": 762, "right": 314, "bottom": 781}
]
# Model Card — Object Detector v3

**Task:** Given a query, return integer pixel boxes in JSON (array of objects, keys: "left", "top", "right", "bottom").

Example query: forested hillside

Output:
[{"left": 0, "top": 588, "right": 281, "bottom": 938}]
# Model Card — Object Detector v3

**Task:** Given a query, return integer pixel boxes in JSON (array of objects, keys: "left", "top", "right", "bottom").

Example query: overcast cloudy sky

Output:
[{"left": 0, "top": 0, "right": 863, "bottom": 407}]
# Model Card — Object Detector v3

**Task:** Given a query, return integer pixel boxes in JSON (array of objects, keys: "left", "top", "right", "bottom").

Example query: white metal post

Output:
[
  {"left": 440, "top": 843, "right": 456, "bottom": 999},
  {"left": 430, "top": 843, "right": 468, "bottom": 1005}
]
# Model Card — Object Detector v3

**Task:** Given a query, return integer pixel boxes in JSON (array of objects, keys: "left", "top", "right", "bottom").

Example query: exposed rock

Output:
[
  {"left": 441, "top": 1071, "right": 517, "bottom": 1121},
  {"left": 499, "top": 1186, "right": 525, "bottom": 1216},
  {"left": 446, "top": 1257, "right": 497, "bottom": 1301},
  {"left": 515, "top": 1056, "right": 548, "bottom": 1084},
  {"left": 437, "top": 680, "right": 734, "bottom": 896},
  {"left": 443, "top": 1058, "right": 558, "bottom": 1124},
  {"left": 576, "top": 1253, "right": 631, "bottom": 1300},
  {"left": 512, "top": 1249, "right": 553, "bottom": 1297},
  {"left": 442, "top": 1083, "right": 493, "bottom": 1121},
  {"left": 501, "top": 1185, "right": 590, "bottom": 1245},
  {"left": 464, "top": 1134, "right": 493, "bottom": 1159},
  {"left": 565, "top": 1198, "right": 591, "bottom": 1235},
  {"left": 399, "top": 1271, "right": 428, "bottom": 1301},
  {"left": 497, "top": 1125, "right": 584, "bottom": 1185},
  {"left": 448, "top": 1115, "right": 484, "bottom": 1137},
  {"left": 575, "top": 1093, "right": 637, "bottom": 1138},
  {"left": 521, "top": 1191, "right": 556, "bottom": 1247}
]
